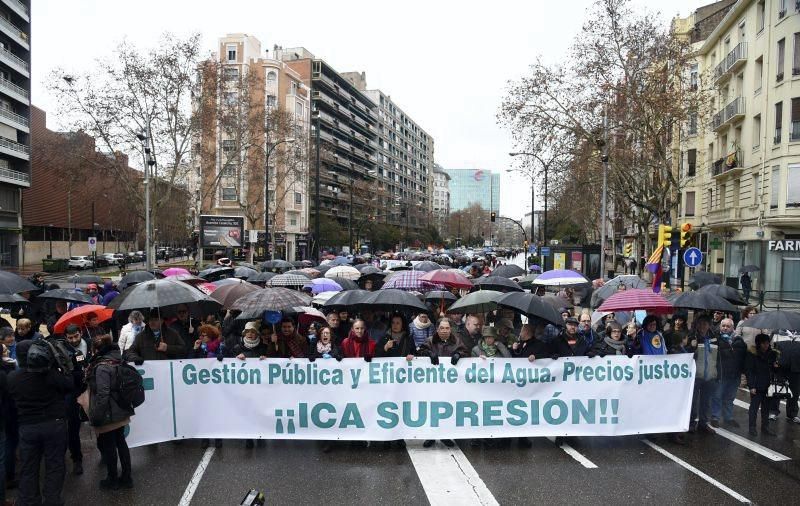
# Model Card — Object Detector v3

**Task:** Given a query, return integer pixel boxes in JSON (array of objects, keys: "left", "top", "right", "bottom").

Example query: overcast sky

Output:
[{"left": 32, "top": 0, "right": 708, "bottom": 221}]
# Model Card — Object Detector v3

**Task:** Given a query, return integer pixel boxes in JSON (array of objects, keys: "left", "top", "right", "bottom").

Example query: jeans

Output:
[
  {"left": 65, "top": 396, "right": 83, "bottom": 463},
  {"left": 0, "top": 428, "right": 6, "bottom": 504},
  {"left": 97, "top": 426, "right": 131, "bottom": 481},
  {"left": 18, "top": 419, "right": 67, "bottom": 506},
  {"left": 749, "top": 390, "right": 769, "bottom": 429},
  {"left": 691, "top": 379, "right": 715, "bottom": 426},
  {"left": 711, "top": 377, "right": 740, "bottom": 422},
  {"left": 4, "top": 402, "right": 17, "bottom": 481}
]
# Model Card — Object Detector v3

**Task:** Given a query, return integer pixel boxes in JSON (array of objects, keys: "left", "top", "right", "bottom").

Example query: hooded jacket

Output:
[
  {"left": 86, "top": 345, "right": 135, "bottom": 427},
  {"left": 7, "top": 341, "right": 74, "bottom": 425}
]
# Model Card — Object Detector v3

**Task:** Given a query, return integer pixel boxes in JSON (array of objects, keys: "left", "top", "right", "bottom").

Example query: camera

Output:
[{"left": 239, "top": 489, "right": 265, "bottom": 506}]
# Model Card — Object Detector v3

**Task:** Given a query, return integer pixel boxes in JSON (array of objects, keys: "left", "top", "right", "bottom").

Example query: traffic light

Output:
[
  {"left": 657, "top": 224, "right": 673, "bottom": 248},
  {"left": 490, "top": 212, "right": 496, "bottom": 222},
  {"left": 680, "top": 222, "right": 693, "bottom": 248},
  {"left": 623, "top": 242, "right": 632, "bottom": 257},
  {"left": 523, "top": 240, "right": 528, "bottom": 249}
]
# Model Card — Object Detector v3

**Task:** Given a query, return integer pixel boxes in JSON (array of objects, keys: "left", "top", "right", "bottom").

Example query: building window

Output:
[
  {"left": 290, "top": 217, "right": 298, "bottom": 226},
  {"left": 224, "top": 92, "right": 237, "bottom": 107},
  {"left": 757, "top": 1, "right": 765, "bottom": 32},
  {"left": 291, "top": 81, "right": 298, "bottom": 95},
  {"left": 753, "top": 114, "right": 761, "bottom": 148},
  {"left": 689, "top": 64, "right": 698, "bottom": 91},
  {"left": 221, "top": 187, "right": 237, "bottom": 201},
  {"left": 222, "top": 163, "right": 236, "bottom": 176},
  {"left": 753, "top": 174, "right": 760, "bottom": 205},
  {"left": 222, "top": 139, "right": 236, "bottom": 153},
  {"left": 266, "top": 95, "right": 276, "bottom": 108},
  {"left": 778, "top": 0, "right": 787, "bottom": 17},
  {"left": 792, "top": 98, "right": 800, "bottom": 141},
  {"left": 777, "top": 38, "right": 785, "bottom": 82},
  {"left": 685, "top": 191, "right": 696, "bottom": 216},
  {"left": 267, "top": 71, "right": 277, "bottom": 83},
  {"left": 775, "top": 102, "right": 783, "bottom": 143},
  {"left": 223, "top": 67, "right": 239, "bottom": 81},
  {"left": 688, "top": 110, "right": 697, "bottom": 135},
  {"left": 771, "top": 166, "right": 780, "bottom": 209},
  {"left": 718, "top": 183, "right": 726, "bottom": 209},
  {"left": 788, "top": 164, "right": 800, "bottom": 207},
  {"left": 794, "top": 33, "right": 800, "bottom": 76},
  {"left": 294, "top": 192, "right": 302, "bottom": 205},
  {"left": 755, "top": 56, "right": 763, "bottom": 93},
  {"left": 687, "top": 149, "right": 696, "bottom": 176},
  {"left": 295, "top": 101, "right": 304, "bottom": 120},
  {"left": 226, "top": 45, "right": 237, "bottom": 62}
]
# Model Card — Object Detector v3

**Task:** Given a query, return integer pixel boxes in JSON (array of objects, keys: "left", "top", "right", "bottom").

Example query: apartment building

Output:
[
  {"left": 0, "top": 0, "right": 29, "bottom": 267},
  {"left": 432, "top": 164, "right": 450, "bottom": 235},
  {"left": 674, "top": 0, "right": 800, "bottom": 299},
  {"left": 198, "top": 34, "right": 310, "bottom": 261},
  {"left": 278, "top": 48, "right": 379, "bottom": 253},
  {"left": 342, "top": 72, "right": 435, "bottom": 237}
]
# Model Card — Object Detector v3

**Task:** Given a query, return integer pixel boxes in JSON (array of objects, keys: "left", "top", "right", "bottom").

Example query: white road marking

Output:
[
  {"left": 713, "top": 427, "right": 791, "bottom": 461},
  {"left": 178, "top": 447, "right": 215, "bottom": 506},
  {"left": 738, "top": 387, "right": 786, "bottom": 406},
  {"left": 546, "top": 437, "right": 598, "bottom": 468},
  {"left": 642, "top": 439, "right": 751, "bottom": 504},
  {"left": 405, "top": 440, "right": 499, "bottom": 506}
]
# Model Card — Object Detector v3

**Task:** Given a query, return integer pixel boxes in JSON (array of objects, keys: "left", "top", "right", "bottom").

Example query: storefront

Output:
[{"left": 725, "top": 238, "right": 800, "bottom": 301}]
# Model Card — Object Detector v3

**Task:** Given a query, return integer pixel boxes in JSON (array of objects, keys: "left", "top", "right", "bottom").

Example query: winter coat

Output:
[
  {"left": 734, "top": 320, "right": 764, "bottom": 348},
  {"left": 308, "top": 341, "right": 343, "bottom": 361},
  {"left": 14, "top": 328, "right": 43, "bottom": 343},
  {"left": 471, "top": 340, "right": 511, "bottom": 358},
  {"left": 341, "top": 335, "right": 377, "bottom": 358},
  {"left": 745, "top": 346, "right": 778, "bottom": 391},
  {"left": 374, "top": 331, "right": 416, "bottom": 358},
  {"left": 86, "top": 346, "right": 135, "bottom": 427},
  {"left": 0, "top": 367, "right": 7, "bottom": 431},
  {"left": 408, "top": 320, "right": 435, "bottom": 348},
  {"left": 118, "top": 322, "right": 144, "bottom": 352},
  {"left": 587, "top": 338, "right": 627, "bottom": 358},
  {"left": 7, "top": 367, "right": 73, "bottom": 426},
  {"left": 229, "top": 338, "right": 271, "bottom": 359},
  {"left": 417, "top": 334, "right": 468, "bottom": 359},
  {"left": 692, "top": 331, "right": 719, "bottom": 382},
  {"left": 457, "top": 328, "right": 481, "bottom": 352},
  {"left": 127, "top": 325, "right": 187, "bottom": 362},
  {"left": 511, "top": 338, "right": 549, "bottom": 360},
  {"left": 262, "top": 334, "right": 308, "bottom": 358},
  {"left": 774, "top": 336, "right": 800, "bottom": 374},
  {"left": 717, "top": 336, "right": 746, "bottom": 379},
  {"left": 192, "top": 338, "right": 223, "bottom": 359},
  {"left": 169, "top": 318, "right": 198, "bottom": 346},
  {"left": 550, "top": 331, "right": 591, "bottom": 357}
]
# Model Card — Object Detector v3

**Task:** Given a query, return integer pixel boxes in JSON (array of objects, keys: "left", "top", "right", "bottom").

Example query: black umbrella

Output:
[
  {"left": 118, "top": 271, "right": 157, "bottom": 291},
  {"left": 261, "top": 260, "right": 293, "bottom": 272},
  {"left": 688, "top": 271, "right": 723, "bottom": 290},
  {"left": 0, "top": 271, "right": 38, "bottom": 294},
  {"left": 329, "top": 277, "right": 359, "bottom": 291},
  {"left": 357, "top": 265, "right": 383, "bottom": 277},
  {"left": 447, "top": 290, "right": 503, "bottom": 314},
  {"left": 412, "top": 261, "right": 442, "bottom": 272},
  {"left": 314, "top": 264, "right": 334, "bottom": 275},
  {"left": 698, "top": 284, "right": 746, "bottom": 306},
  {"left": 236, "top": 262, "right": 259, "bottom": 270},
  {"left": 149, "top": 269, "right": 165, "bottom": 278},
  {"left": 323, "top": 289, "right": 371, "bottom": 311},
  {"left": 70, "top": 274, "right": 104, "bottom": 285},
  {"left": 284, "top": 270, "right": 312, "bottom": 279},
  {"left": 230, "top": 287, "right": 311, "bottom": 319},
  {"left": 247, "top": 271, "right": 278, "bottom": 284},
  {"left": 470, "top": 276, "right": 524, "bottom": 293},
  {"left": 741, "top": 310, "right": 800, "bottom": 331},
  {"left": 425, "top": 290, "right": 458, "bottom": 304},
  {"left": 290, "top": 260, "right": 306, "bottom": 268},
  {"left": 0, "top": 293, "right": 29, "bottom": 304},
  {"left": 109, "top": 278, "right": 221, "bottom": 317},
  {"left": 233, "top": 266, "right": 259, "bottom": 279},
  {"left": 36, "top": 288, "right": 94, "bottom": 304},
  {"left": 496, "top": 292, "right": 563, "bottom": 326},
  {"left": 492, "top": 264, "right": 526, "bottom": 278},
  {"left": 739, "top": 265, "right": 760, "bottom": 273},
  {"left": 359, "top": 289, "right": 429, "bottom": 313},
  {"left": 673, "top": 291, "right": 737, "bottom": 312},
  {"left": 199, "top": 266, "right": 235, "bottom": 281}
]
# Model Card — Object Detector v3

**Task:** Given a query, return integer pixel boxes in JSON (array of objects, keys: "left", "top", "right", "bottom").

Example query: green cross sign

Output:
[{"left": 710, "top": 238, "right": 722, "bottom": 250}]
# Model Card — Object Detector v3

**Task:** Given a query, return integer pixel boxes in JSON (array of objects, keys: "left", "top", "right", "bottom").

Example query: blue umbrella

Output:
[
  {"left": 331, "top": 256, "right": 351, "bottom": 265},
  {"left": 304, "top": 278, "right": 343, "bottom": 295}
]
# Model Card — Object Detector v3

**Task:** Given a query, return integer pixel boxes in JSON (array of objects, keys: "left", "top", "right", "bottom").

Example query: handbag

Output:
[{"left": 76, "top": 390, "right": 90, "bottom": 422}]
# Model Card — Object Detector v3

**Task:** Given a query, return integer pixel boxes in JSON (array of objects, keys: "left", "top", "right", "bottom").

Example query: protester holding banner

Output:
[
  {"left": 264, "top": 319, "right": 308, "bottom": 359},
  {"left": 231, "top": 322, "right": 269, "bottom": 360},
  {"left": 341, "top": 320, "right": 376, "bottom": 360},
  {"left": 711, "top": 318, "right": 746, "bottom": 428},
  {"left": 375, "top": 314, "right": 415, "bottom": 360},
  {"left": 550, "top": 317, "right": 591, "bottom": 357},
  {"left": 664, "top": 313, "right": 689, "bottom": 349},
  {"left": 408, "top": 312, "right": 434, "bottom": 348},
  {"left": 630, "top": 315, "right": 668, "bottom": 356},
  {"left": 308, "top": 326, "right": 342, "bottom": 361},
  {"left": 471, "top": 326, "right": 511, "bottom": 359},
  {"left": 511, "top": 323, "right": 549, "bottom": 362},
  {"left": 587, "top": 322, "right": 627, "bottom": 357},
  {"left": 458, "top": 315, "right": 483, "bottom": 351},
  {"left": 325, "top": 312, "right": 347, "bottom": 346},
  {"left": 126, "top": 313, "right": 187, "bottom": 363},
  {"left": 192, "top": 325, "right": 223, "bottom": 360},
  {"left": 690, "top": 314, "right": 718, "bottom": 434}
]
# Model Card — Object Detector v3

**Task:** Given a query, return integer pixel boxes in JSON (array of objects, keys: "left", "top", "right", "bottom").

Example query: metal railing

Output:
[
  {"left": 724, "top": 96, "right": 745, "bottom": 122},
  {"left": 0, "top": 14, "right": 26, "bottom": 44},
  {"left": 0, "top": 107, "right": 27, "bottom": 127},
  {"left": 0, "top": 165, "right": 29, "bottom": 183},
  {"left": 0, "top": 136, "right": 29, "bottom": 154},
  {"left": 714, "top": 42, "right": 747, "bottom": 82},
  {"left": 0, "top": 45, "right": 28, "bottom": 72},
  {"left": 4, "top": 0, "right": 29, "bottom": 17}
]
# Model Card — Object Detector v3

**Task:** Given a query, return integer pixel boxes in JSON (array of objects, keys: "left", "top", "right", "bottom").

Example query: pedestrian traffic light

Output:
[
  {"left": 490, "top": 212, "right": 496, "bottom": 222},
  {"left": 680, "top": 222, "right": 693, "bottom": 247},
  {"left": 624, "top": 242, "right": 632, "bottom": 257},
  {"left": 657, "top": 224, "right": 673, "bottom": 248}
]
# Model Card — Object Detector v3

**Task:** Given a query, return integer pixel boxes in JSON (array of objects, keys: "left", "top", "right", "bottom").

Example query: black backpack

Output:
[
  {"left": 26, "top": 338, "right": 73, "bottom": 374},
  {"left": 114, "top": 361, "right": 145, "bottom": 409}
]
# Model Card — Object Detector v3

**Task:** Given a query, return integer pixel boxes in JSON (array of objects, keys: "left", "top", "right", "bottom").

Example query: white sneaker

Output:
[{"left": 768, "top": 413, "right": 778, "bottom": 421}]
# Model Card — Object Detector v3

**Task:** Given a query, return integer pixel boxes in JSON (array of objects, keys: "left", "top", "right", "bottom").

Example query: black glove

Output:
[
  {"left": 134, "top": 359, "right": 144, "bottom": 366},
  {"left": 430, "top": 354, "right": 440, "bottom": 366},
  {"left": 450, "top": 353, "right": 461, "bottom": 366},
  {"left": 550, "top": 355, "right": 559, "bottom": 360},
  {"left": 335, "top": 353, "right": 343, "bottom": 362},
  {"left": 364, "top": 355, "right": 373, "bottom": 363},
  {"left": 308, "top": 355, "right": 316, "bottom": 363}
]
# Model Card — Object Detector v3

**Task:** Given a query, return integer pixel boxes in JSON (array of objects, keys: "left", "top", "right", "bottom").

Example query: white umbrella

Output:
[
  {"left": 311, "top": 291, "right": 338, "bottom": 306},
  {"left": 324, "top": 265, "right": 361, "bottom": 281}
]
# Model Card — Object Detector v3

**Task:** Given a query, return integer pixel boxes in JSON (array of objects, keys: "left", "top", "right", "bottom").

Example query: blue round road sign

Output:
[{"left": 683, "top": 247, "right": 702, "bottom": 267}]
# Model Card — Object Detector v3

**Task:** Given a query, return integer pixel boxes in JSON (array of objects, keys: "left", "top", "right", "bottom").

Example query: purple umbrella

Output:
[
  {"left": 304, "top": 278, "right": 343, "bottom": 295},
  {"left": 380, "top": 270, "right": 442, "bottom": 292},
  {"left": 531, "top": 269, "right": 589, "bottom": 287}
]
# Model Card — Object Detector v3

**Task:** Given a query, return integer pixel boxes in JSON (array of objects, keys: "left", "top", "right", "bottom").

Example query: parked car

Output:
[
  {"left": 68, "top": 256, "right": 94, "bottom": 270},
  {"left": 94, "top": 255, "right": 110, "bottom": 267}
]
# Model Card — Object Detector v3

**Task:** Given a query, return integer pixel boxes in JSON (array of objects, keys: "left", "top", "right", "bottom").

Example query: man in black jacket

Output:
[
  {"left": 64, "top": 324, "right": 91, "bottom": 476},
  {"left": 7, "top": 340, "right": 74, "bottom": 506},
  {"left": 746, "top": 334, "right": 779, "bottom": 437},
  {"left": 0, "top": 351, "right": 8, "bottom": 506},
  {"left": 127, "top": 312, "right": 187, "bottom": 363}
]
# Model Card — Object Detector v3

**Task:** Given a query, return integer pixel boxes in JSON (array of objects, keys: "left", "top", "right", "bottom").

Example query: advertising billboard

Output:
[{"left": 199, "top": 215, "right": 244, "bottom": 248}]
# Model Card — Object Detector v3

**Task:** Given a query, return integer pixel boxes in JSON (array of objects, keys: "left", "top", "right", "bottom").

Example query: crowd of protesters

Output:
[{"left": 0, "top": 257, "right": 798, "bottom": 505}]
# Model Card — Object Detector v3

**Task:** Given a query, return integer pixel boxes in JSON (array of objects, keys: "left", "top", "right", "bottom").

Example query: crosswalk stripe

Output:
[
  {"left": 546, "top": 437, "right": 598, "bottom": 468},
  {"left": 405, "top": 440, "right": 499, "bottom": 506},
  {"left": 642, "top": 439, "right": 751, "bottom": 504},
  {"left": 713, "top": 427, "right": 791, "bottom": 461},
  {"left": 179, "top": 447, "right": 215, "bottom": 506}
]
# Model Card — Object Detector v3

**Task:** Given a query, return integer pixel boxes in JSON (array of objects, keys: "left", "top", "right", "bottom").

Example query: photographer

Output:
[
  {"left": 7, "top": 340, "right": 74, "bottom": 506},
  {"left": 64, "top": 324, "right": 91, "bottom": 476}
]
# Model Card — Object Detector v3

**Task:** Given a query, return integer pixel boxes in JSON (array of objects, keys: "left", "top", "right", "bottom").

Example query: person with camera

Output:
[
  {"left": 62, "top": 324, "right": 91, "bottom": 476},
  {"left": 85, "top": 334, "right": 134, "bottom": 490},
  {"left": 7, "top": 339, "right": 74, "bottom": 506}
]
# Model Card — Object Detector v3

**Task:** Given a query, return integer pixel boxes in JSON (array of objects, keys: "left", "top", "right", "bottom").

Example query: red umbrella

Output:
[
  {"left": 597, "top": 289, "right": 673, "bottom": 314},
  {"left": 54, "top": 304, "right": 115, "bottom": 334},
  {"left": 418, "top": 270, "right": 473, "bottom": 290}
]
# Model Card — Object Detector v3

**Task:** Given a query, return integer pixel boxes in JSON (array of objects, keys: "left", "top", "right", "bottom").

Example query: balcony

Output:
[
  {"left": 713, "top": 42, "right": 747, "bottom": 84},
  {"left": 0, "top": 44, "right": 29, "bottom": 77},
  {"left": 1, "top": 0, "right": 29, "bottom": 22},
  {"left": 0, "top": 15, "right": 28, "bottom": 50},
  {"left": 712, "top": 149, "right": 743, "bottom": 179},
  {"left": 707, "top": 206, "right": 740, "bottom": 224},
  {"left": 711, "top": 96, "right": 745, "bottom": 131},
  {"left": 0, "top": 136, "right": 28, "bottom": 160},
  {"left": 0, "top": 163, "right": 28, "bottom": 187},
  {"left": 0, "top": 107, "right": 28, "bottom": 132}
]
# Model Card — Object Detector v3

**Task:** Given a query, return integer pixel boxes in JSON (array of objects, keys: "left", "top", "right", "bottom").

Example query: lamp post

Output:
[
  {"left": 47, "top": 224, "right": 53, "bottom": 259},
  {"left": 509, "top": 151, "right": 548, "bottom": 258},
  {"left": 136, "top": 127, "right": 155, "bottom": 272},
  {"left": 263, "top": 137, "right": 295, "bottom": 261}
]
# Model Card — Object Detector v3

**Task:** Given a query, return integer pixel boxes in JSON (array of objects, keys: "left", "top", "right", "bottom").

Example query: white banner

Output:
[{"left": 126, "top": 355, "right": 696, "bottom": 447}]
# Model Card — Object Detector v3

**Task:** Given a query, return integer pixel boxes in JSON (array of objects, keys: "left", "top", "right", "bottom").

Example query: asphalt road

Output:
[{"left": 4, "top": 387, "right": 797, "bottom": 505}]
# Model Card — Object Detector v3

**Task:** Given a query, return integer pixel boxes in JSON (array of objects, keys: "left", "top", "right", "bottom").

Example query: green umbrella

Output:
[
  {"left": 446, "top": 290, "right": 503, "bottom": 314},
  {"left": 517, "top": 273, "right": 540, "bottom": 290}
]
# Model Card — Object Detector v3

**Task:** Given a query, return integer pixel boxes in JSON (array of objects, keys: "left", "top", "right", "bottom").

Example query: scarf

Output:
[
  {"left": 203, "top": 338, "right": 221, "bottom": 355},
  {"left": 719, "top": 333, "right": 732, "bottom": 343},
  {"left": 603, "top": 336, "right": 625, "bottom": 354},
  {"left": 479, "top": 339, "right": 498, "bottom": 357},
  {"left": 317, "top": 341, "right": 332, "bottom": 354},
  {"left": 412, "top": 316, "right": 432, "bottom": 330},
  {"left": 243, "top": 335, "right": 261, "bottom": 349}
]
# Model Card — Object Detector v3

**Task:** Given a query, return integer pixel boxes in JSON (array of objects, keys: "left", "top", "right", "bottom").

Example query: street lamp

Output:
[
  {"left": 264, "top": 137, "right": 295, "bottom": 260},
  {"left": 509, "top": 151, "right": 548, "bottom": 259},
  {"left": 47, "top": 224, "right": 53, "bottom": 259}
]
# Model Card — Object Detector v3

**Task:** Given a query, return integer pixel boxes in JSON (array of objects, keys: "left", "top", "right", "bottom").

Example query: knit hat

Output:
[
  {"left": 242, "top": 321, "right": 261, "bottom": 335},
  {"left": 481, "top": 326, "right": 498, "bottom": 338}
]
